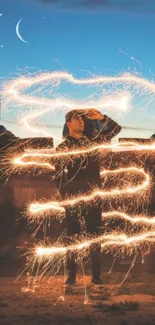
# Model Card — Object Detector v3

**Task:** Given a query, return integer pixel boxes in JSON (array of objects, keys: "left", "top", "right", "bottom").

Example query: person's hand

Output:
[{"left": 85, "top": 109, "right": 104, "bottom": 120}]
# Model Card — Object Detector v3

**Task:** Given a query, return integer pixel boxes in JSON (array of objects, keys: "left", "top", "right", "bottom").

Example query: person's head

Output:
[{"left": 65, "top": 110, "right": 84, "bottom": 137}]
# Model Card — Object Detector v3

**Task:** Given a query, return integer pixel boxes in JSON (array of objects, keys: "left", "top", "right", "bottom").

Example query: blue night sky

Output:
[{"left": 1, "top": 0, "right": 155, "bottom": 142}]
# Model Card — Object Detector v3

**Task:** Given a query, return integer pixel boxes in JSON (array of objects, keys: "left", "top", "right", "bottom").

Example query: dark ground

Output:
[{"left": 1, "top": 259, "right": 155, "bottom": 325}]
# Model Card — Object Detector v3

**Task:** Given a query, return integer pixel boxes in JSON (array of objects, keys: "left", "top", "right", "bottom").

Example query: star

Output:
[
  {"left": 0, "top": 13, "right": 2, "bottom": 17},
  {"left": 44, "top": 17, "right": 46, "bottom": 20},
  {"left": 1, "top": 45, "right": 3, "bottom": 48}
]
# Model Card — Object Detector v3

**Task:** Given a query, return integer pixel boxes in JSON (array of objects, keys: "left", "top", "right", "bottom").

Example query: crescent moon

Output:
[{"left": 16, "top": 19, "right": 28, "bottom": 44}]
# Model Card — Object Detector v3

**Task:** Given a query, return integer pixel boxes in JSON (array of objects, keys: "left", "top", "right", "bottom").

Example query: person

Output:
[
  {"left": 55, "top": 109, "right": 121, "bottom": 286},
  {"left": 62, "top": 109, "right": 122, "bottom": 143}
]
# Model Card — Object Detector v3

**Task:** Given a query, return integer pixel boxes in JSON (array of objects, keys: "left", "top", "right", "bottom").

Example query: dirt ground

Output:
[{"left": 1, "top": 270, "right": 155, "bottom": 325}]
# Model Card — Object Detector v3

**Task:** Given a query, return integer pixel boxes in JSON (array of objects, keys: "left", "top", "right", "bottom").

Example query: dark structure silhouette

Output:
[{"left": 0, "top": 125, "right": 55, "bottom": 267}]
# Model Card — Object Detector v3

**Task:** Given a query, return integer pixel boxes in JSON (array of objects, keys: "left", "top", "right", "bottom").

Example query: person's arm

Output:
[
  {"left": 100, "top": 115, "right": 122, "bottom": 141},
  {"left": 84, "top": 109, "right": 121, "bottom": 142}
]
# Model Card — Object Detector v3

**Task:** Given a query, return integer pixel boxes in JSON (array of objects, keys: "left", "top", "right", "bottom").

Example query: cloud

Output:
[{"left": 36, "top": 0, "right": 155, "bottom": 14}]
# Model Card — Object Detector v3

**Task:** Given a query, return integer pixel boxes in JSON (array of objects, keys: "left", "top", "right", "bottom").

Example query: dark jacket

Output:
[
  {"left": 55, "top": 136, "right": 102, "bottom": 198},
  {"left": 84, "top": 114, "right": 121, "bottom": 143}
]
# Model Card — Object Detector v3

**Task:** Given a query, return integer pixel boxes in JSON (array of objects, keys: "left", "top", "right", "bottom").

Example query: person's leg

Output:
[
  {"left": 90, "top": 243, "right": 102, "bottom": 284},
  {"left": 85, "top": 203, "right": 102, "bottom": 284},
  {"left": 65, "top": 207, "right": 80, "bottom": 285}
]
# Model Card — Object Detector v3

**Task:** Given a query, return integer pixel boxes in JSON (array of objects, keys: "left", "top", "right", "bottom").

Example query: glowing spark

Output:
[
  {"left": 119, "top": 46, "right": 143, "bottom": 70},
  {"left": 13, "top": 153, "right": 55, "bottom": 170},
  {"left": 35, "top": 231, "right": 155, "bottom": 258}
]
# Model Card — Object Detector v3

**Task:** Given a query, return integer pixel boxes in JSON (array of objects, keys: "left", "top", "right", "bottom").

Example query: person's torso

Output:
[{"left": 63, "top": 136, "right": 101, "bottom": 187}]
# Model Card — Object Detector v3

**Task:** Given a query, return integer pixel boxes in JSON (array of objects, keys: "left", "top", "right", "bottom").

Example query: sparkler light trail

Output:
[
  {"left": 3, "top": 71, "right": 133, "bottom": 140},
  {"left": 36, "top": 230, "right": 155, "bottom": 258},
  {"left": 28, "top": 166, "right": 149, "bottom": 215},
  {"left": 4, "top": 70, "right": 155, "bottom": 284},
  {"left": 118, "top": 46, "right": 143, "bottom": 70},
  {"left": 32, "top": 210, "right": 155, "bottom": 260},
  {"left": 3, "top": 70, "right": 155, "bottom": 141},
  {"left": 23, "top": 153, "right": 154, "bottom": 263},
  {"left": 11, "top": 141, "right": 155, "bottom": 175}
]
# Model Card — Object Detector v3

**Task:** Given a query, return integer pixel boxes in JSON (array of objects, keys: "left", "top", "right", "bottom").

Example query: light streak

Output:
[
  {"left": 11, "top": 141, "right": 155, "bottom": 177},
  {"left": 3, "top": 70, "right": 155, "bottom": 142},
  {"left": 35, "top": 231, "right": 155, "bottom": 257},
  {"left": 27, "top": 166, "right": 149, "bottom": 215},
  {"left": 6, "top": 71, "right": 155, "bottom": 99},
  {"left": 3, "top": 71, "right": 134, "bottom": 140},
  {"left": 29, "top": 178, "right": 149, "bottom": 213},
  {"left": 119, "top": 46, "right": 143, "bottom": 70},
  {"left": 101, "top": 211, "right": 155, "bottom": 225},
  {"left": 13, "top": 153, "right": 55, "bottom": 171},
  {"left": 4, "top": 70, "right": 155, "bottom": 287},
  {"left": 32, "top": 210, "right": 155, "bottom": 257}
]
